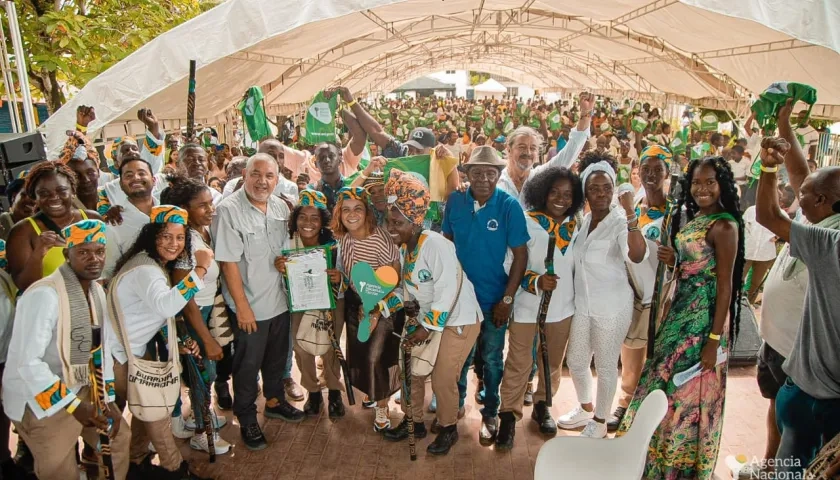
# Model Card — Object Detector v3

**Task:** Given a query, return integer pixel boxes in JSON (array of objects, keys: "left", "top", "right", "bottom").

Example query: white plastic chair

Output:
[{"left": 534, "top": 389, "right": 668, "bottom": 480}]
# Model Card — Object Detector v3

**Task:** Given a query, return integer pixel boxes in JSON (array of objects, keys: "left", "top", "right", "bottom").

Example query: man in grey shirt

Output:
[
  {"left": 755, "top": 130, "right": 840, "bottom": 477},
  {"left": 212, "top": 153, "right": 304, "bottom": 451}
]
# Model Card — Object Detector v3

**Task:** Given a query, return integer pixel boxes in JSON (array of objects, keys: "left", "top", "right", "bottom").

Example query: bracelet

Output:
[
  {"left": 75, "top": 123, "right": 87, "bottom": 133},
  {"left": 359, "top": 173, "right": 369, "bottom": 180},
  {"left": 66, "top": 397, "right": 82, "bottom": 414},
  {"left": 708, "top": 332, "right": 721, "bottom": 341},
  {"left": 760, "top": 164, "right": 779, "bottom": 173},
  {"left": 580, "top": 110, "right": 592, "bottom": 118},
  {"left": 345, "top": 100, "right": 357, "bottom": 109},
  {"left": 628, "top": 226, "right": 640, "bottom": 233},
  {"left": 195, "top": 266, "right": 208, "bottom": 276}
]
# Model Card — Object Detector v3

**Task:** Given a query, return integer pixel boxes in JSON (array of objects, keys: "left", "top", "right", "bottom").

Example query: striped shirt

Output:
[{"left": 338, "top": 226, "right": 400, "bottom": 288}]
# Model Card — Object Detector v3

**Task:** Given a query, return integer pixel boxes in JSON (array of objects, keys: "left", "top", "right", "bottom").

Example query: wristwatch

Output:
[{"left": 502, "top": 295, "right": 514, "bottom": 305}]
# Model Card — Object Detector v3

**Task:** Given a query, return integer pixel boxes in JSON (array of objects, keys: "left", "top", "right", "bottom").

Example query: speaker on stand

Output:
[{"left": 0, "top": 132, "right": 47, "bottom": 211}]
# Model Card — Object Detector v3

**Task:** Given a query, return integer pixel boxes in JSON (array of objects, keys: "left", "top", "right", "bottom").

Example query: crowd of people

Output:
[{"left": 0, "top": 83, "right": 836, "bottom": 480}]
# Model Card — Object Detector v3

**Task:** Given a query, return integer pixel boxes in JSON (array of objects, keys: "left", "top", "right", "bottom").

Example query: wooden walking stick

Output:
[
  {"left": 186, "top": 60, "right": 197, "bottom": 141},
  {"left": 400, "top": 315, "right": 417, "bottom": 461},
  {"left": 325, "top": 310, "right": 355, "bottom": 405},
  {"left": 648, "top": 173, "right": 679, "bottom": 358},
  {"left": 535, "top": 233, "right": 556, "bottom": 406},
  {"left": 89, "top": 326, "right": 115, "bottom": 480}
]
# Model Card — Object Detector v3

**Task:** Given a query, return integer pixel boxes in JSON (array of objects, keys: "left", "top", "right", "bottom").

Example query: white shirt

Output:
[
  {"left": 626, "top": 202, "right": 666, "bottom": 304},
  {"left": 760, "top": 216, "right": 807, "bottom": 358},
  {"left": 744, "top": 206, "right": 778, "bottom": 261},
  {"left": 175, "top": 228, "right": 219, "bottom": 307},
  {"left": 746, "top": 132, "right": 763, "bottom": 169},
  {"left": 2, "top": 283, "right": 115, "bottom": 422},
  {"left": 106, "top": 265, "right": 204, "bottom": 364},
  {"left": 729, "top": 159, "right": 750, "bottom": 185},
  {"left": 222, "top": 176, "right": 240, "bottom": 199},
  {"left": 101, "top": 196, "right": 158, "bottom": 279},
  {"left": 273, "top": 176, "right": 299, "bottom": 203},
  {"left": 505, "top": 213, "right": 576, "bottom": 323},
  {"left": 497, "top": 127, "right": 590, "bottom": 206},
  {"left": 399, "top": 231, "right": 480, "bottom": 330},
  {"left": 97, "top": 130, "right": 166, "bottom": 186},
  {"left": 0, "top": 270, "right": 16, "bottom": 363},
  {"left": 573, "top": 207, "right": 648, "bottom": 318}
]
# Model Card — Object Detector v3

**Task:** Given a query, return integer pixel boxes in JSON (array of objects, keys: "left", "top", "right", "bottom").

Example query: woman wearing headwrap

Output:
[
  {"left": 608, "top": 145, "right": 674, "bottom": 432},
  {"left": 7, "top": 162, "right": 100, "bottom": 292},
  {"left": 105, "top": 205, "right": 214, "bottom": 479},
  {"left": 381, "top": 170, "right": 481, "bottom": 455},
  {"left": 61, "top": 131, "right": 102, "bottom": 212},
  {"left": 275, "top": 189, "right": 349, "bottom": 418},
  {"left": 556, "top": 152, "right": 647, "bottom": 439},
  {"left": 350, "top": 157, "right": 389, "bottom": 226},
  {"left": 332, "top": 186, "right": 404, "bottom": 431}
]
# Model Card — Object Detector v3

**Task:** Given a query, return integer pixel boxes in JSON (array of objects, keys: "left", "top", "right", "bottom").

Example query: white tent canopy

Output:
[
  {"left": 39, "top": 0, "right": 840, "bottom": 153},
  {"left": 474, "top": 78, "right": 507, "bottom": 99}
]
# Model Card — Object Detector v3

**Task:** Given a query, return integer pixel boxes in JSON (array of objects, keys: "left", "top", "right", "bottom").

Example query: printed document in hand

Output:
[
  {"left": 673, "top": 348, "right": 728, "bottom": 387},
  {"left": 286, "top": 249, "right": 333, "bottom": 312}
]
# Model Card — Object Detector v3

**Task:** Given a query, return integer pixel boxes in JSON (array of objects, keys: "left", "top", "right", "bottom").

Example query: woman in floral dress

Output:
[{"left": 617, "top": 156, "right": 746, "bottom": 480}]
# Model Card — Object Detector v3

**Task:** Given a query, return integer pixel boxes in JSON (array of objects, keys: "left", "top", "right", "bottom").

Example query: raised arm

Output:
[
  {"left": 330, "top": 86, "right": 391, "bottom": 150},
  {"left": 776, "top": 99, "right": 810, "bottom": 196},
  {"left": 755, "top": 137, "right": 792, "bottom": 242},
  {"left": 340, "top": 107, "right": 367, "bottom": 157},
  {"left": 542, "top": 93, "right": 594, "bottom": 171}
]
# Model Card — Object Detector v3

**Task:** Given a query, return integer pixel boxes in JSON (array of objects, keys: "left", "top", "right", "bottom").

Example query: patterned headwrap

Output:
[
  {"left": 362, "top": 171, "right": 385, "bottom": 191},
  {"left": 336, "top": 186, "right": 369, "bottom": 203},
  {"left": 0, "top": 239, "right": 7, "bottom": 270},
  {"left": 110, "top": 136, "right": 137, "bottom": 161},
  {"left": 59, "top": 131, "right": 99, "bottom": 165},
  {"left": 150, "top": 205, "right": 189, "bottom": 225},
  {"left": 62, "top": 219, "right": 107, "bottom": 248},
  {"left": 298, "top": 189, "right": 328, "bottom": 210},
  {"left": 385, "top": 169, "right": 430, "bottom": 227},
  {"left": 639, "top": 144, "right": 673, "bottom": 170}
]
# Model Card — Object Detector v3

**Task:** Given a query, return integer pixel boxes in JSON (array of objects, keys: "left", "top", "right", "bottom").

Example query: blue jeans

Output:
[
  {"left": 775, "top": 378, "right": 840, "bottom": 477},
  {"left": 457, "top": 311, "right": 506, "bottom": 418}
]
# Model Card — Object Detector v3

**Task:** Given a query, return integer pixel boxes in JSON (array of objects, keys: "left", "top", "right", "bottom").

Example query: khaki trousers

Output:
[
  {"left": 400, "top": 322, "right": 480, "bottom": 427},
  {"left": 114, "top": 360, "right": 183, "bottom": 471},
  {"left": 291, "top": 300, "right": 345, "bottom": 393},
  {"left": 500, "top": 318, "right": 572, "bottom": 420},
  {"left": 618, "top": 345, "right": 647, "bottom": 409},
  {"left": 13, "top": 387, "right": 130, "bottom": 480}
]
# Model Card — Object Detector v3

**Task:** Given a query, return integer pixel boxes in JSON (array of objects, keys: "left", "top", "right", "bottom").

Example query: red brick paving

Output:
[{"left": 179, "top": 365, "right": 766, "bottom": 480}]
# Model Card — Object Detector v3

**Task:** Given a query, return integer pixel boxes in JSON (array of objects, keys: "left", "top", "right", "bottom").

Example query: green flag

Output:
[
  {"left": 548, "top": 109, "right": 562, "bottom": 131},
  {"left": 483, "top": 117, "right": 495, "bottom": 136},
  {"left": 631, "top": 116, "right": 648, "bottom": 133},
  {"left": 690, "top": 142, "right": 711, "bottom": 160},
  {"left": 699, "top": 111, "right": 719, "bottom": 132},
  {"left": 238, "top": 86, "right": 272, "bottom": 142},
  {"left": 751, "top": 82, "right": 818, "bottom": 129},
  {"left": 304, "top": 90, "right": 338, "bottom": 144}
]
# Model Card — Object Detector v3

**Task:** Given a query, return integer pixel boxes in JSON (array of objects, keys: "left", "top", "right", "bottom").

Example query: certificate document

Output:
[{"left": 283, "top": 246, "right": 335, "bottom": 312}]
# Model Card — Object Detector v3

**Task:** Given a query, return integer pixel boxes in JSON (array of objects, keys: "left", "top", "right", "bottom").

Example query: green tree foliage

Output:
[
  {"left": 8, "top": 0, "right": 214, "bottom": 113},
  {"left": 469, "top": 71, "right": 489, "bottom": 86}
]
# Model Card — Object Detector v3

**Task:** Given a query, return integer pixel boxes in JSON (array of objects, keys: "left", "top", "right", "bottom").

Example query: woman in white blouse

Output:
[
  {"left": 495, "top": 166, "right": 585, "bottom": 449},
  {"left": 106, "top": 205, "right": 213, "bottom": 479},
  {"left": 382, "top": 170, "right": 481, "bottom": 456},
  {"left": 557, "top": 153, "right": 648, "bottom": 439},
  {"left": 162, "top": 176, "right": 230, "bottom": 453}
]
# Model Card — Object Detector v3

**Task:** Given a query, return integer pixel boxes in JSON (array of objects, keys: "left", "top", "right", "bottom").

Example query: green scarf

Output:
[{"left": 783, "top": 213, "right": 840, "bottom": 281}]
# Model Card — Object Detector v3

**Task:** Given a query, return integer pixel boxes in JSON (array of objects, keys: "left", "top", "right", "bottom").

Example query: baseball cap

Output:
[
  {"left": 405, "top": 127, "right": 436, "bottom": 150},
  {"left": 493, "top": 135, "right": 506, "bottom": 144}
]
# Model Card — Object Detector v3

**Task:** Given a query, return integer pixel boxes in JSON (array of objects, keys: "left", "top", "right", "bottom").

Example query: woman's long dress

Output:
[{"left": 617, "top": 212, "right": 736, "bottom": 480}]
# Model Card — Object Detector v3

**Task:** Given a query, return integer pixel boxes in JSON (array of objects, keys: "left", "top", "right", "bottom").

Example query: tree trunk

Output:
[{"left": 28, "top": 67, "right": 65, "bottom": 113}]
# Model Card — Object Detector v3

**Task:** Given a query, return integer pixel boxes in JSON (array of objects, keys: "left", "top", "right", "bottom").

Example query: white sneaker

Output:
[
  {"left": 556, "top": 406, "right": 595, "bottom": 429},
  {"left": 185, "top": 412, "right": 227, "bottom": 430},
  {"left": 580, "top": 420, "right": 607, "bottom": 438},
  {"left": 171, "top": 415, "right": 193, "bottom": 439},
  {"left": 190, "top": 432, "right": 231, "bottom": 455},
  {"left": 373, "top": 406, "right": 391, "bottom": 432}
]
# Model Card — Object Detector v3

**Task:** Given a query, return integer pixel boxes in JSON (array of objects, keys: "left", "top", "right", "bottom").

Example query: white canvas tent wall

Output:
[
  {"left": 39, "top": 0, "right": 840, "bottom": 154},
  {"left": 473, "top": 78, "right": 508, "bottom": 100}
]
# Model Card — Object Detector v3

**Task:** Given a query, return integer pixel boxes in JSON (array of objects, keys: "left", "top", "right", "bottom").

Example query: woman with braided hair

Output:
[{"left": 617, "top": 156, "right": 745, "bottom": 480}]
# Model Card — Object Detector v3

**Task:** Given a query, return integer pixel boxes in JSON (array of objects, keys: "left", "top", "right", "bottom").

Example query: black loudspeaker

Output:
[
  {"left": 0, "top": 132, "right": 47, "bottom": 211},
  {"left": 0, "top": 132, "right": 47, "bottom": 185},
  {"left": 730, "top": 297, "right": 762, "bottom": 366}
]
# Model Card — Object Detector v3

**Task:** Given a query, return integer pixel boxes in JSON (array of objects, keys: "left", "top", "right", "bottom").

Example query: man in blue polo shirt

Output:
[{"left": 442, "top": 145, "right": 529, "bottom": 445}]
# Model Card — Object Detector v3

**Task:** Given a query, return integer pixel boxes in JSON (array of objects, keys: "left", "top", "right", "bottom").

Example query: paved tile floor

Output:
[{"left": 178, "top": 365, "right": 767, "bottom": 480}]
